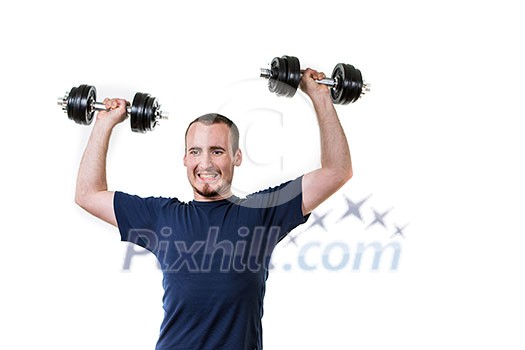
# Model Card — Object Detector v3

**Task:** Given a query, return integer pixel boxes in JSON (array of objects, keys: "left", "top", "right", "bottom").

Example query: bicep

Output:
[
  {"left": 77, "top": 191, "right": 117, "bottom": 227},
  {"left": 302, "top": 169, "right": 349, "bottom": 216}
]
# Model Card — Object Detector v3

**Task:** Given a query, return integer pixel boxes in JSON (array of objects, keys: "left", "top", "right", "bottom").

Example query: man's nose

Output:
[{"left": 199, "top": 152, "right": 213, "bottom": 169}]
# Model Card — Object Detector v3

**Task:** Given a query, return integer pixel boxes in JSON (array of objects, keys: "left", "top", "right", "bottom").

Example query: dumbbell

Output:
[
  {"left": 260, "top": 55, "right": 370, "bottom": 104},
  {"left": 57, "top": 84, "right": 168, "bottom": 133}
]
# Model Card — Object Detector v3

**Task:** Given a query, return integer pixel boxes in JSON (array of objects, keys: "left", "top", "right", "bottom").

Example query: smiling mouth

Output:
[{"left": 197, "top": 172, "right": 219, "bottom": 182}]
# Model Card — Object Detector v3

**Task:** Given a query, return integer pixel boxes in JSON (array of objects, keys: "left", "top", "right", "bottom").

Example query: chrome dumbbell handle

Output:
[
  {"left": 260, "top": 68, "right": 371, "bottom": 97},
  {"left": 92, "top": 101, "right": 131, "bottom": 113},
  {"left": 57, "top": 93, "right": 169, "bottom": 120},
  {"left": 260, "top": 68, "right": 339, "bottom": 88},
  {"left": 91, "top": 102, "right": 169, "bottom": 120},
  {"left": 300, "top": 69, "right": 338, "bottom": 87},
  {"left": 260, "top": 68, "right": 338, "bottom": 87}
]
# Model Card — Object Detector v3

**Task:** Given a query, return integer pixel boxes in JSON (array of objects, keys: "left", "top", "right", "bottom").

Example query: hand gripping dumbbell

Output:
[
  {"left": 260, "top": 55, "right": 370, "bottom": 105},
  {"left": 57, "top": 84, "right": 168, "bottom": 133}
]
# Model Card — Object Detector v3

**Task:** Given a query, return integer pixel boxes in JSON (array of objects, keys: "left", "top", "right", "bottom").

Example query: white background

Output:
[{"left": 1, "top": 0, "right": 524, "bottom": 349}]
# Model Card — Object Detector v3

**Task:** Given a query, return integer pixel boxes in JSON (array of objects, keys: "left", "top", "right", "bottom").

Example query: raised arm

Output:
[
  {"left": 75, "top": 98, "right": 128, "bottom": 226},
  {"left": 300, "top": 69, "right": 353, "bottom": 216}
]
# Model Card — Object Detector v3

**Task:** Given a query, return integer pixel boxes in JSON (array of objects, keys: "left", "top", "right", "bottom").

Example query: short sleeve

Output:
[
  {"left": 113, "top": 191, "right": 169, "bottom": 252},
  {"left": 243, "top": 176, "right": 310, "bottom": 241}
]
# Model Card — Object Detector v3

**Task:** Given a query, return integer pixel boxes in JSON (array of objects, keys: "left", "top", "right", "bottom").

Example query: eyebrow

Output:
[{"left": 187, "top": 146, "right": 226, "bottom": 152}]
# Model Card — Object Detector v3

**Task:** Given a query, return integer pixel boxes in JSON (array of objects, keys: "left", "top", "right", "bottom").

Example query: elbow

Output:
[
  {"left": 345, "top": 168, "right": 353, "bottom": 182},
  {"left": 75, "top": 193, "right": 85, "bottom": 209},
  {"left": 74, "top": 190, "right": 90, "bottom": 210},
  {"left": 340, "top": 167, "right": 353, "bottom": 185},
  {"left": 328, "top": 167, "right": 353, "bottom": 188}
]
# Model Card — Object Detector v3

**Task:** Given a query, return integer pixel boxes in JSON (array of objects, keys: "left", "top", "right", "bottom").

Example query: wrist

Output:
[
  {"left": 93, "top": 117, "right": 118, "bottom": 134},
  {"left": 310, "top": 91, "right": 333, "bottom": 108}
]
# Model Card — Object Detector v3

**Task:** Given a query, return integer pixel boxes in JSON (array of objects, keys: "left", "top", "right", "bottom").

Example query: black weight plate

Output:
[
  {"left": 284, "top": 55, "right": 301, "bottom": 89},
  {"left": 276, "top": 57, "right": 288, "bottom": 85},
  {"left": 268, "top": 57, "right": 282, "bottom": 93},
  {"left": 152, "top": 98, "right": 160, "bottom": 130},
  {"left": 330, "top": 64, "right": 361, "bottom": 105},
  {"left": 78, "top": 85, "right": 92, "bottom": 125},
  {"left": 281, "top": 55, "right": 300, "bottom": 98},
  {"left": 137, "top": 93, "right": 149, "bottom": 133},
  {"left": 130, "top": 93, "right": 139, "bottom": 131},
  {"left": 131, "top": 92, "right": 149, "bottom": 133},
  {"left": 341, "top": 64, "right": 355, "bottom": 105},
  {"left": 269, "top": 57, "right": 279, "bottom": 80},
  {"left": 277, "top": 57, "right": 293, "bottom": 97},
  {"left": 82, "top": 85, "right": 97, "bottom": 125},
  {"left": 73, "top": 84, "right": 89, "bottom": 124},
  {"left": 276, "top": 57, "right": 290, "bottom": 97},
  {"left": 351, "top": 67, "right": 363, "bottom": 103},
  {"left": 330, "top": 64, "right": 345, "bottom": 104},
  {"left": 344, "top": 64, "right": 363, "bottom": 104},
  {"left": 268, "top": 79, "right": 278, "bottom": 95},
  {"left": 148, "top": 97, "right": 160, "bottom": 132},
  {"left": 277, "top": 56, "right": 292, "bottom": 97},
  {"left": 130, "top": 93, "right": 141, "bottom": 132},
  {"left": 143, "top": 94, "right": 155, "bottom": 132},
  {"left": 70, "top": 85, "right": 85, "bottom": 123},
  {"left": 269, "top": 56, "right": 289, "bottom": 96},
  {"left": 137, "top": 94, "right": 147, "bottom": 133},
  {"left": 89, "top": 85, "right": 97, "bottom": 124},
  {"left": 143, "top": 96, "right": 156, "bottom": 132},
  {"left": 130, "top": 92, "right": 147, "bottom": 132},
  {"left": 66, "top": 86, "right": 78, "bottom": 122},
  {"left": 141, "top": 95, "right": 152, "bottom": 133}
]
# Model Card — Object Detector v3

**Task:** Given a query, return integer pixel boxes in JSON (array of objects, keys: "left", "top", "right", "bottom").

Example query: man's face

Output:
[{"left": 184, "top": 122, "right": 242, "bottom": 201}]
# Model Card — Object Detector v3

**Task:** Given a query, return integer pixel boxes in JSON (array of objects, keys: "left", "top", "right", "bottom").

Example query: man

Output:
[{"left": 75, "top": 69, "right": 353, "bottom": 349}]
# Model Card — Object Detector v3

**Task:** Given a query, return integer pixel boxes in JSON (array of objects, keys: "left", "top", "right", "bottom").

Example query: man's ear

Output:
[
  {"left": 183, "top": 153, "right": 187, "bottom": 167},
  {"left": 234, "top": 149, "right": 242, "bottom": 166}
]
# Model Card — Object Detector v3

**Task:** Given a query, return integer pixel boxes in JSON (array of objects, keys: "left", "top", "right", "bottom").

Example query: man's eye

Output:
[
  {"left": 189, "top": 150, "right": 199, "bottom": 156},
  {"left": 213, "top": 150, "right": 224, "bottom": 155}
]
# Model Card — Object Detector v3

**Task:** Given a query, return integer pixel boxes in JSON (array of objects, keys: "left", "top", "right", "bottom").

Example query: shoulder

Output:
[
  {"left": 238, "top": 176, "right": 304, "bottom": 209},
  {"left": 114, "top": 191, "right": 183, "bottom": 210}
]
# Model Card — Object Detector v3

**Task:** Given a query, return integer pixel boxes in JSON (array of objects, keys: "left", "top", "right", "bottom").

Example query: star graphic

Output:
[
  {"left": 366, "top": 207, "right": 392, "bottom": 230},
  {"left": 284, "top": 210, "right": 331, "bottom": 247},
  {"left": 337, "top": 194, "right": 371, "bottom": 223},
  {"left": 307, "top": 211, "right": 331, "bottom": 231},
  {"left": 390, "top": 223, "right": 409, "bottom": 239},
  {"left": 287, "top": 233, "right": 299, "bottom": 246}
]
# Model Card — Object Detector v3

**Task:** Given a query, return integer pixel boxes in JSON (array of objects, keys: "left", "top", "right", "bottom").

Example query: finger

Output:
[
  {"left": 303, "top": 68, "right": 316, "bottom": 78},
  {"left": 312, "top": 70, "right": 323, "bottom": 81}
]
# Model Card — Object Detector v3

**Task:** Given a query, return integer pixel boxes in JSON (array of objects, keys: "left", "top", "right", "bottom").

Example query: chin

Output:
[
  {"left": 194, "top": 183, "right": 223, "bottom": 198},
  {"left": 199, "top": 188, "right": 220, "bottom": 198}
]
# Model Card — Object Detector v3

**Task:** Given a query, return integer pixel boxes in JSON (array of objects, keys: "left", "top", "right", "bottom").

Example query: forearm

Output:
[
  {"left": 75, "top": 121, "right": 114, "bottom": 202},
  {"left": 311, "top": 93, "right": 353, "bottom": 179}
]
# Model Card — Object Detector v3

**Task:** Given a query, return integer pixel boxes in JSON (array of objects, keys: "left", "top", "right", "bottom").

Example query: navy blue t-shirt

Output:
[{"left": 114, "top": 176, "right": 309, "bottom": 350}]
